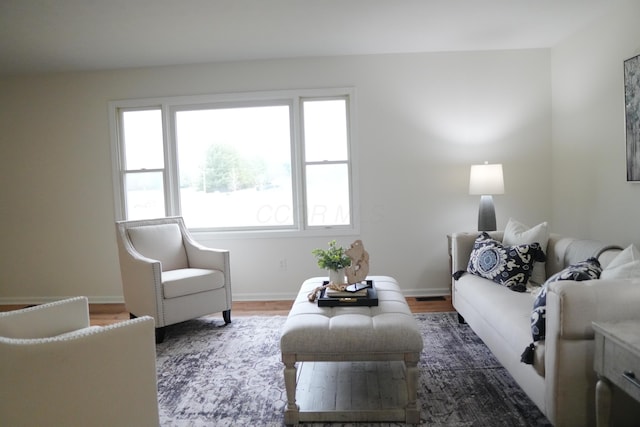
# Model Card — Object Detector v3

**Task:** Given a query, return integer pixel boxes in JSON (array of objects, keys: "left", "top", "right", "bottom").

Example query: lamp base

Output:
[{"left": 478, "top": 195, "right": 497, "bottom": 231}]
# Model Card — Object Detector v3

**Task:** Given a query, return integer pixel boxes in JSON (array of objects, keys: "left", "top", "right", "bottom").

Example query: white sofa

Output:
[{"left": 451, "top": 231, "right": 640, "bottom": 427}]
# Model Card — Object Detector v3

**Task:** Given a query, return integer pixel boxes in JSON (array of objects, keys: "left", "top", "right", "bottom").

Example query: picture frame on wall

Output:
[{"left": 625, "top": 53, "right": 640, "bottom": 181}]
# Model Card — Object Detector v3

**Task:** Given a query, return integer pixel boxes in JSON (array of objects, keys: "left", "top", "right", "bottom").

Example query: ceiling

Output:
[{"left": 0, "top": 0, "right": 622, "bottom": 76}]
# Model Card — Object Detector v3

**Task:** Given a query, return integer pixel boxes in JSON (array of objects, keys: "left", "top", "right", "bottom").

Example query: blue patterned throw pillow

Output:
[
  {"left": 467, "top": 232, "right": 546, "bottom": 292},
  {"left": 530, "top": 257, "right": 602, "bottom": 342}
]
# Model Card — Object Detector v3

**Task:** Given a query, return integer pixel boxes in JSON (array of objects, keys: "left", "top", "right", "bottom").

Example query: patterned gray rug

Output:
[{"left": 155, "top": 312, "right": 551, "bottom": 426}]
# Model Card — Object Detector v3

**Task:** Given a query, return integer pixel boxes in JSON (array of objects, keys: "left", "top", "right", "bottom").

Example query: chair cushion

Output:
[
  {"left": 162, "top": 268, "right": 225, "bottom": 299},
  {"left": 127, "top": 224, "right": 188, "bottom": 271}
]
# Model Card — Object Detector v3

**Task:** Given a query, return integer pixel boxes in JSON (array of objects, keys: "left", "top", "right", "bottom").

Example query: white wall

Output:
[
  {"left": 0, "top": 49, "right": 552, "bottom": 303},
  {"left": 551, "top": 0, "right": 640, "bottom": 245}
]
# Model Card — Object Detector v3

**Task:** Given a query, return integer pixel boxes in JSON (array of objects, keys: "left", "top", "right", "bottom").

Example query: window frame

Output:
[{"left": 108, "top": 87, "right": 359, "bottom": 238}]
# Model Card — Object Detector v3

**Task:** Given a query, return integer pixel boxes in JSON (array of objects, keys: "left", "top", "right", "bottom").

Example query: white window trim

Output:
[{"left": 108, "top": 87, "right": 359, "bottom": 238}]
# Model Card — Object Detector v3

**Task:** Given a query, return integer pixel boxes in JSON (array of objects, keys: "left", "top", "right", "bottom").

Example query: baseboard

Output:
[
  {"left": 403, "top": 287, "right": 451, "bottom": 298},
  {"left": 0, "top": 287, "right": 451, "bottom": 305},
  {"left": 229, "top": 286, "right": 451, "bottom": 301},
  {"left": 230, "top": 291, "right": 298, "bottom": 301}
]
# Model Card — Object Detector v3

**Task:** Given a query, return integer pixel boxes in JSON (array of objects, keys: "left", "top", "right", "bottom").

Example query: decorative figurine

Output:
[{"left": 345, "top": 240, "right": 369, "bottom": 284}]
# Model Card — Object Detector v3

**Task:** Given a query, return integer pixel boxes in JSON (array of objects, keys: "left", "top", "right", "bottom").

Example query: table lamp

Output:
[{"left": 469, "top": 162, "right": 504, "bottom": 231}]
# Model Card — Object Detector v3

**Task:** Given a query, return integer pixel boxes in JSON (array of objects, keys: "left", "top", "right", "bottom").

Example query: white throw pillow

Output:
[
  {"left": 503, "top": 218, "right": 550, "bottom": 285},
  {"left": 600, "top": 244, "right": 640, "bottom": 279}
]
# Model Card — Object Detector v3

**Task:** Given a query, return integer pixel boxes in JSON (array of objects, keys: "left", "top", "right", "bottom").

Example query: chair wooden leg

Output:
[
  {"left": 132, "top": 313, "right": 165, "bottom": 343},
  {"left": 223, "top": 310, "right": 231, "bottom": 324},
  {"left": 155, "top": 327, "right": 166, "bottom": 344}
]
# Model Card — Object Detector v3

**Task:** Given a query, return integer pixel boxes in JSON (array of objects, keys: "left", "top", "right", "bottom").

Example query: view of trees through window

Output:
[{"left": 175, "top": 104, "right": 294, "bottom": 229}]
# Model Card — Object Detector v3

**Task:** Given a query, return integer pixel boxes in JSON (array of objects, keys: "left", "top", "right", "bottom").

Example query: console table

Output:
[{"left": 593, "top": 320, "right": 640, "bottom": 427}]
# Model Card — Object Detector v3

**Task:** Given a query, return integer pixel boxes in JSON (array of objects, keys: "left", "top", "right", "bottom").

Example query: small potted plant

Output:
[{"left": 312, "top": 240, "right": 352, "bottom": 285}]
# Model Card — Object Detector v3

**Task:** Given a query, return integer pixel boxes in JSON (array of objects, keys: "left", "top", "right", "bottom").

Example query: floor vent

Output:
[{"left": 415, "top": 296, "right": 446, "bottom": 302}]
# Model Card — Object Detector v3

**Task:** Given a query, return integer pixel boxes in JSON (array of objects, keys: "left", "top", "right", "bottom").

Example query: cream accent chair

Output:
[
  {"left": 0, "top": 297, "right": 159, "bottom": 426},
  {"left": 115, "top": 216, "right": 232, "bottom": 343}
]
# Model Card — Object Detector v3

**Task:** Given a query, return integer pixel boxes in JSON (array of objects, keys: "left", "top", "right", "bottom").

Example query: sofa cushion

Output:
[
  {"left": 600, "top": 244, "right": 640, "bottom": 280},
  {"left": 531, "top": 257, "right": 602, "bottom": 342},
  {"left": 454, "top": 273, "right": 545, "bottom": 374},
  {"left": 503, "top": 218, "right": 549, "bottom": 285},
  {"left": 162, "top": 268, "right": 225, "bottom": 299},
  {"left": 467, "top": 232, "right": 545, "bottom": 292}
]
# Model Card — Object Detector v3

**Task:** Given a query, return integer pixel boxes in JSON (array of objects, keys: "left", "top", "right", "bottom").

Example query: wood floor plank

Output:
[
  {"left": 296, "top": 361, "right": 411, "bottom": 422},
  {"left": 296, "top": 362, "right": 313, "bottom": 411},
  {"left": 311, "top": 362, "right": 338, "bottom": 411},
  {"left": 365, "top": 362, "right": 382, "bottom": 410},
  {"left": 379, "top": 363, "right": 398, "bottom": 409}
]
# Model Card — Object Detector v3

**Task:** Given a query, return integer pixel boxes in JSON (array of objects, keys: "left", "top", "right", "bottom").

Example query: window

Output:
[
  {"left": 110, "top": 88, "right": 357, "bottom": 235},
  {"left": 303, "top": 99, "right": 351, "bottom": 227},
  {"left": 118, "top": 109, "right": 166, "bottom": 220}
]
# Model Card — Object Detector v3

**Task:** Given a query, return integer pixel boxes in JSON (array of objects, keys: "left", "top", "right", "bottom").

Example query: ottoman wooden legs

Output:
[
  {"left": 405, "top": 353, "right": 420, "bottom": 424},
  {"left": 282, "top": 354, "right": 299, "bottom": 425}
]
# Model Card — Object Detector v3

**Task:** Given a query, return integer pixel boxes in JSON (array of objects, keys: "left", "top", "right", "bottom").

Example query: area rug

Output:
[{"left": 155, "top": 312, "right": 551, "bottom": 426}]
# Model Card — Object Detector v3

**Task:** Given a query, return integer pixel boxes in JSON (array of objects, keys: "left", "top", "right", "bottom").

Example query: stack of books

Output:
[
  {"left": 325, "top": 286, "right": 368, "bottom": 298},
  {"left": 323, "top": 280, "right": 373, "bottom": 298}
]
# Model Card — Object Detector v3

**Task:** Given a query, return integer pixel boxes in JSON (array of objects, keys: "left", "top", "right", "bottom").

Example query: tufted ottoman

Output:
[{"left": 280, "top": 276, "right": 423, "bottom": 424}]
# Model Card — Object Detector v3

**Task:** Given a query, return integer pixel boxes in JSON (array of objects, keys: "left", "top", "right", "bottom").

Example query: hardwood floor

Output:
[
  {"left": 1, "top": 296, "right": 454, "bottom": 326},
  {"left": 88, "top": 296, "right": 453, "bottom": 326}
]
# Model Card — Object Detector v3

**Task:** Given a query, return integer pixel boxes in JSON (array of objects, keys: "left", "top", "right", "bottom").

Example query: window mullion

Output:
[
  {"left": 291, "top": 96, "right": 305, "bottom": 231},
  {"left": 123, "top": 168, "right": 164, "bottom": 174},
  {"left": 305, "top": 160, "right": 348, "bottom": 166},
  {"left": 114, "top": 108, "right": 127, "bottom": 219},
  {"left": 164, "top": 105, "right": 180, "bottom": 217}
]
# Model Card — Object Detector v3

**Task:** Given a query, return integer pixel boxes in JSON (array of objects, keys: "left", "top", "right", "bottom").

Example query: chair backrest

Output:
[
  {"left": 0, "top": 296, "right": 90, "bottom": 339},
  {"left": 126, "top": 222, "right": 189, "bottom": 271}
]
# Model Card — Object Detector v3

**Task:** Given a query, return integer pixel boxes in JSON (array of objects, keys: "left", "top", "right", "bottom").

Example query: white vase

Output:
[{"left": 328, "top": 268, "right": 346, "bottom": 285}]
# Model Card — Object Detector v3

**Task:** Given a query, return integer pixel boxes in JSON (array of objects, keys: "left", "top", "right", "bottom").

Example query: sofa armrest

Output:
[
  {"left": 543, "top": 278, "right": 640, "bottom": 426},
  {"left": 115, "top": 228, "right": 164, "bottom": 319},
  {"left": 120, "top": 257, "right": 163, "bottom": 317},
  {"left": 0, "top": 316, "right": 159, "bottom": 426},
  {"left": 183, "top": 236, "right": 230, "bottom": 271},
  {"left": 451, "top": 231, "right": 504, "bottom": 273},
  {"left": 546, "top": 278, "right": 640, "bottom": 340},
  {"left": 0, "top": 296, "right": 90, "bottom": 339}
]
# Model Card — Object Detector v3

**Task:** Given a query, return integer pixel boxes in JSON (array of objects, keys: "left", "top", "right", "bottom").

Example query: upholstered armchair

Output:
[
  {"left": 115, "top": 216, "right": 232, "bottom": 342},
  {"left": 0, "top": 297, "right": 159, "bottom": 426}
]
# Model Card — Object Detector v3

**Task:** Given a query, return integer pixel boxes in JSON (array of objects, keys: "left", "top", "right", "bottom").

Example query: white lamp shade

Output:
[{"left": 469, "top": 163, "right": 504, "bottom": 195}]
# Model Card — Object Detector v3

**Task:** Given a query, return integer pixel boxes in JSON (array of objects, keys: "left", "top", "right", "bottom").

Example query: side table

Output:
[{"left": 593, "top": 320, "right": 640, "bottom": 427}]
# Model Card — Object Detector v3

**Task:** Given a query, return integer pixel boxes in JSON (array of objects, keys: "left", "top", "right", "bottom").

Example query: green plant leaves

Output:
[{"left": 311, "top": 240, "right": 351, "bottom": 270}]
